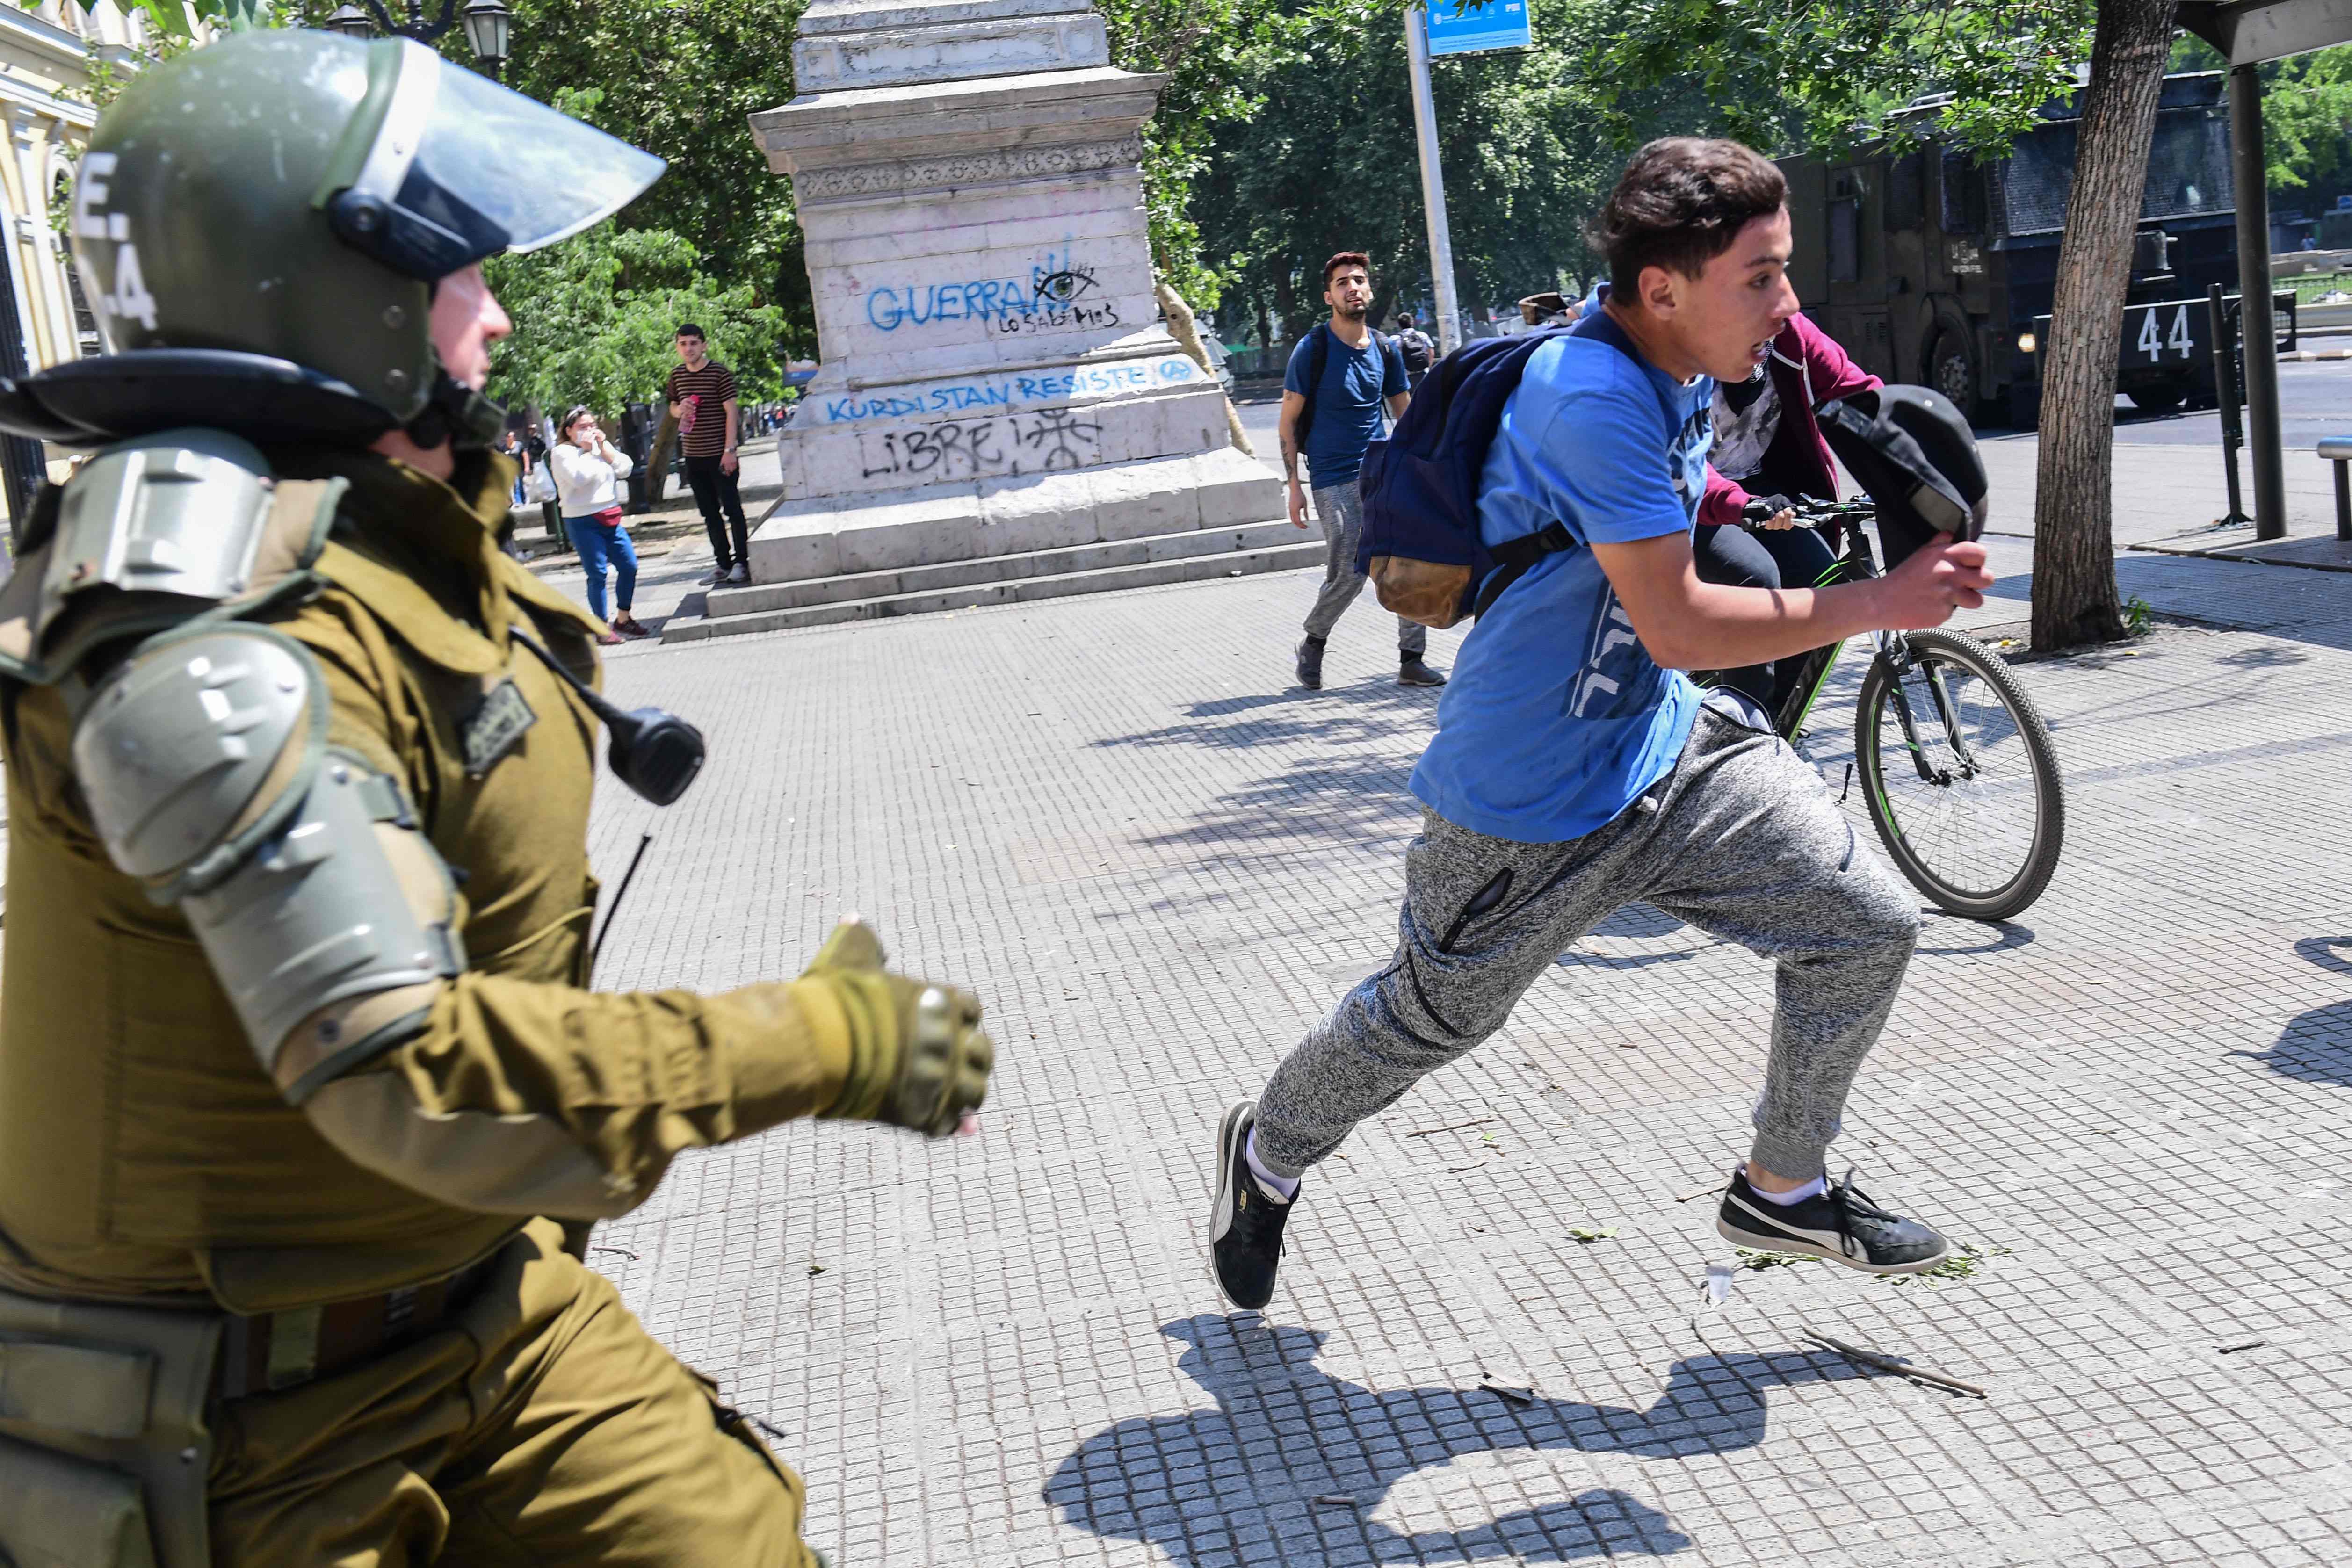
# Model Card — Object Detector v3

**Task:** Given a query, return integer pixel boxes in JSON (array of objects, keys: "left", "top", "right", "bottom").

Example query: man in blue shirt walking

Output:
[
  {"left": 1211, "top": 140, "right": 1997, "bottom": 1310},
  {"left": 1281, "top": 252, "right": 1447, "bottom": 690}
]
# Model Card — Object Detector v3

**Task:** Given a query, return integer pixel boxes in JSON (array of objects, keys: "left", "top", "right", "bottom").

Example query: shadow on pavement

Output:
[
  {"left": 1045, "top": 1315, "right": 1887, "bottom": 1565},
  {"left": 1554, "top": 903, "right": 1714, "bottom": 970},
  {"left": 1092, "top": 680, "right": 1443, "bottom": 872},
  {"left": 1913, "top": 916, "right": 2037, "bottom": 957},
  {"left": 1096, "top": 677, "right": 1444, "bottom": 756},
  {"left": 2243, "top": 938, "right": 2352, "bottom": 1091}
]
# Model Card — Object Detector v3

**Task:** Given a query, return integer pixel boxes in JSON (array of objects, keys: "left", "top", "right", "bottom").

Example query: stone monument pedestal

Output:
[{"left": 664, "top": 0, "right": 1294, "bottom": 642}]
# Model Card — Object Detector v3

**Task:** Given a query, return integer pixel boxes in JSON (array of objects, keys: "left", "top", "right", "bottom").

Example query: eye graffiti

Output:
[{"left": 1031, "top": 263, "right": 1100, "bottom": 308}]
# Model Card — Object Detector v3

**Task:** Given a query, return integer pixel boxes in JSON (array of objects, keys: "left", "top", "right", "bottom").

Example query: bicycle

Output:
[{"left": 1699, "top": 497, "right": 2065, "bottom": 923}]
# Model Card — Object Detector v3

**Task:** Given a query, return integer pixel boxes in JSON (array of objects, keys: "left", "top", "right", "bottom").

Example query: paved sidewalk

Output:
[{"left": 582, "top": 548, "right": 2352, "bottom": 1567}]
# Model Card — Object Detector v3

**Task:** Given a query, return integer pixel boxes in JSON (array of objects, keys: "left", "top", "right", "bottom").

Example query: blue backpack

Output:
[{"left": 1355, "top": 312, "right": 1643, "bottom": 627}]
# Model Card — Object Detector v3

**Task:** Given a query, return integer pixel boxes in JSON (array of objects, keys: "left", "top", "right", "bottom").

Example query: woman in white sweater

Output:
[{"left": 550, "top": 405, "right": 646, "bottom": 641}]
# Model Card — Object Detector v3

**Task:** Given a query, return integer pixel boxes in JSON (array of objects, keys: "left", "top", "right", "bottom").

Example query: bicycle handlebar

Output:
[{"left": 1740, "top": 495, "right": 1876, "bottom": 527}]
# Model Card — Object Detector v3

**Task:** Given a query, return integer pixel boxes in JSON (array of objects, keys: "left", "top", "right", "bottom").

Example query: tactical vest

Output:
[{"left": 0, "top": 433, "right": 608, "bottom": 1312}]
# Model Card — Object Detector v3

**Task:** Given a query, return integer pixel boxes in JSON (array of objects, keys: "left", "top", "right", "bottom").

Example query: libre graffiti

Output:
[
  {"left": 865, "top": 250, "right": 1120, "bottom": 335},
  {"left": 857, "top": 409, "right": 1104, "bottom": 481},
  {"left": 817, "top": 356, "right": 1198, "bottom": 424}
]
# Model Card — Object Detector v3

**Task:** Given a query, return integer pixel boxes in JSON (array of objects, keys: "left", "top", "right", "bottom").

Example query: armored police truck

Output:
[{"left": 1781, "top": 70, "right": 2250, "bottom": 428}]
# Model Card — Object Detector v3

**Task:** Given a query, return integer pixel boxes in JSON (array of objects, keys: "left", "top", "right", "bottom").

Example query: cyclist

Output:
[{"left": 1694, "top": 310, "right": 1882, "bottom": 715}]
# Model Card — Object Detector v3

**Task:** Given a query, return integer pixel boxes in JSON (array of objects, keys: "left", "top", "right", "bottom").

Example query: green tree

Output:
[
  {"left": 2175, "top": 33, "right": 2352, "bottom": 203},
  {"left": 484, "top": 214, "right": 785, "bottom": 419},
  {"left": 1574, "top": 0, "right": 2250, "bottom": 652},
  {"left": 1096, "top": 0, "right": 1334, "bottom": 305},
  {"left": 1197, "top": 0, "right": 1689, "bottom": 343}
]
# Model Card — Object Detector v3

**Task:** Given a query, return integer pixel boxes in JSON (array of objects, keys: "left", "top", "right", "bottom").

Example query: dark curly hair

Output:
[
  {"left": 1592, "top": 138, "right": 1787, "bottom": 296},
  {"left": 1322, "top": 251, "right": 1371, "bottom": 286}
]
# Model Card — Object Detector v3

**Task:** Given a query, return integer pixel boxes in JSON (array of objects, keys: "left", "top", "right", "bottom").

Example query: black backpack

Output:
[
  {"left": 1397, "top": 328, "right": 1435, "bottom": 375},
  {"left": 1294, "top": 323, "right": 1407, "bottom": 448}
]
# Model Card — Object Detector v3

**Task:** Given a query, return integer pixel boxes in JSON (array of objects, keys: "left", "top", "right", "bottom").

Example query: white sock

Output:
[
  {"left": 1748, "top": 1169, "right": 1827, "bottom": 1206},
  {"left": 1244, "top": 1127, "right": 1301, "bottom": 1201}
]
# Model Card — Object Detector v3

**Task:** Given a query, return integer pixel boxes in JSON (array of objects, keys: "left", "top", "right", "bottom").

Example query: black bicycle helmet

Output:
[{"left": 1814, "top": 384, "right": 1988, "bottom": 568}]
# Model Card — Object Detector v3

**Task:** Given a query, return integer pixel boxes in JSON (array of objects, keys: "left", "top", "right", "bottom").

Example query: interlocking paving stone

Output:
[{"left": 583, "top": 549, "right": 2352, "bottom": 1566}]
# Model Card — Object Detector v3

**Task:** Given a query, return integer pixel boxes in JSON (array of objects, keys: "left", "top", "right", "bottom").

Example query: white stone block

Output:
[
  {"left": 1087, "top": 455, "right": 1201, "bottom": 539},
  {"left": 976, "top": 467, "right": 1099, "bottom": 551},
  {"left": 1194, "top": 447, "right": 1285, "bottom": 527}
]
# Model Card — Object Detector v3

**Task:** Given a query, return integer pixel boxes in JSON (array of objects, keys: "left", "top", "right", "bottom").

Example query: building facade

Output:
[{"left": 0, "top": 0, "right": 144, "bottom": 474}]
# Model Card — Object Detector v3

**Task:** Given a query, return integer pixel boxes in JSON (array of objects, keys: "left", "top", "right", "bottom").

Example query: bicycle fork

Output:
[{"left": 1877, "top": 634, "right": 1979, "bottom": 784}]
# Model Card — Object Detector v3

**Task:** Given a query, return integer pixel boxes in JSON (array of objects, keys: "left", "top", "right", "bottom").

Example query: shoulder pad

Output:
[
  {"left": 72, "top": 626, "right": 324, "bottom": 891},
  {"left": 2, "top": 431, "right": 347, "bottom": 686},
  {"left": 49, "top": 429, "right": 275, "bottom": 614}
]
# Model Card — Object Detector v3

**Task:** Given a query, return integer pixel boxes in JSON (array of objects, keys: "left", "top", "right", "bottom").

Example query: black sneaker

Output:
[
  {"left": 1715, "top": 1166, "right": 1950, "bottom": 1275},
  {"left": 1398, "top": 657, "right": 1447, "bottom": 687},
  {"left": 1210, "top": 1101, "right": 1298, "bottom": 1310},
  {"left": 1295, "top": 639, "right": 1324, "bottom": 691}
]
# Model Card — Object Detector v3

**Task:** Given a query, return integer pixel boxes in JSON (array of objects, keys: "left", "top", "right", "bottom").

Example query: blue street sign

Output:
[{"left": 1424, "top": 0, "right": 1530, "bottom": 55}]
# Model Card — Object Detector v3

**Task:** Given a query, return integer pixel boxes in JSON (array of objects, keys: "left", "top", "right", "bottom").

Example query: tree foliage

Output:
[
  {"left": 1097, "top": 0, "right": 1316, "bottom": 303},
  {"left": 1191, "top": 0, "right": 1744, "bottom": 339},
  {"left": 483, "top": 199, "right": 786, "bottom": 419},
  {"left": 2174, "top": 33, "right": 2352, "bottom": 202},
  {"left": 1571, "top": 0, "right": 2092, "bottom": 160}
]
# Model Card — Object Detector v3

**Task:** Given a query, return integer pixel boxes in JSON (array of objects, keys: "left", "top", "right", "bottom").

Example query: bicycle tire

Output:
[{"left": 1853, "top": 629, "right": 2064, "bottom": 922}]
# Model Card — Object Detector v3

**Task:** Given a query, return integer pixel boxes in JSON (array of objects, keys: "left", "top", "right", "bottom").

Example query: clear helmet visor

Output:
[{"left": 324, "top": 38, "right": 664, "bottom": 279}]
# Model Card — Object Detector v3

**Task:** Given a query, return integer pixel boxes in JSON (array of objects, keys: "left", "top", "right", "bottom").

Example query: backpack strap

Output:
[
  {"left": 1295, "top": 322, "right": 1332, "bottom": 448},
  {"left": 1488, "top": 520, "right": 1574, "bottom": 570}
]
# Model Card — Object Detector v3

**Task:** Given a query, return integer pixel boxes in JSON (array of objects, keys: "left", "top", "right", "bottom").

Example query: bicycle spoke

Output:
[{"left": 1867, "top": 652, "right": 2045, "bottom": 901}]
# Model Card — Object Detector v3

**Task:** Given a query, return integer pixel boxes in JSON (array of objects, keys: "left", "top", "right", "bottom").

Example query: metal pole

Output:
[
  {"left": 2207, "top": 282, "right": 2248, "bottom": 526},
  {"left": 1405, "top": 4, "right": 1462, "bottom": 357},
  {"left": 2229, "top": 62, "right": 2287, "bottom": 540}
]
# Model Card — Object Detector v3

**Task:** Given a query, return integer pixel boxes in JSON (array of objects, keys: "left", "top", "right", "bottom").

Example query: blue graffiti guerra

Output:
[
  {"left": 863, "top": 247, "right": 1114, "bottom": 333},
  {"left": 819, "top": 356, "right": 1198, "bottom": 424},
  {"left": 867, "top": 276, "right": 1036, "bottom": 332}
]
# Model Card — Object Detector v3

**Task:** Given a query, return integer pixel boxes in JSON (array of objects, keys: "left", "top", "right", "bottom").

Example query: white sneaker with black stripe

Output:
[{"left": 1715, "top": 1165, "right": 1950, "bottom": 1275}]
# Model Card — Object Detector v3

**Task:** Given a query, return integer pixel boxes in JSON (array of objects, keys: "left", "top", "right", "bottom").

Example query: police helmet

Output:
[{"left": 6, "top": 30, "right": 662, "bottom": 449}]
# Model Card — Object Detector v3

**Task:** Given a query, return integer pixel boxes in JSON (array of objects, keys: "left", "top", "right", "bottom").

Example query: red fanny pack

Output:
[{"left": 592, "top": 505, "right": 624, "bottom": 528}]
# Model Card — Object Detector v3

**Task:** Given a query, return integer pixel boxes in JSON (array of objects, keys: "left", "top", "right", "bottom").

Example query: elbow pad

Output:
[{"left": 72, "top": 628, "right": 463, "bottom": 1101}]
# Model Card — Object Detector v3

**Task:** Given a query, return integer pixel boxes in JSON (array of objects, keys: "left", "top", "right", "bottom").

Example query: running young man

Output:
[{"left": 1211, "top": 139, "right": 1995, "bottom": 1309}]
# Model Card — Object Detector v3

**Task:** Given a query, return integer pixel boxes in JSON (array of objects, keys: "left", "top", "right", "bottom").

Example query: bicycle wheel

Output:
[{"left": 1853, "top": 629, "right": 2064, "bottom": 921}]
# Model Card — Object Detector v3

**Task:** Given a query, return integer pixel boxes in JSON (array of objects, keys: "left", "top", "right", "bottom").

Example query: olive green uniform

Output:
[{"left": 0, "top": 449, "right": 842, "bottom": 1564}]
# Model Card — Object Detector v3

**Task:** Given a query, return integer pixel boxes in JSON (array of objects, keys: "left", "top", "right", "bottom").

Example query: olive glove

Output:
[{"left": 805, "top": 917, "right": 994, "bottom": 1136}]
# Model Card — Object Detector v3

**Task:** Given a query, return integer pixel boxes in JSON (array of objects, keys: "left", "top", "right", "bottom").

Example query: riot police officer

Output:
[{"left": 0, "top": 29, "right": 990, "bottom": 1566}]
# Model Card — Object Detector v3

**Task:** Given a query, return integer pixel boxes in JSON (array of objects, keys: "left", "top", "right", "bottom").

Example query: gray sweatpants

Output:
[
  {"left": 1305, "top": 479, "right": 1427, "bottom": 657},
  {"left": 1252, "top": 701, "right": 1919, "bottom": 1183}
]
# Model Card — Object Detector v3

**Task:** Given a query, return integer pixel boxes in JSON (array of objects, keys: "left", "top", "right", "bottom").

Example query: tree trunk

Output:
[
  {"left": 2028, "top": 0, "right": 2175, "bottom": 651},
  {"left": 1156, "top": 279, "right": 1254, "bottom": 456}
]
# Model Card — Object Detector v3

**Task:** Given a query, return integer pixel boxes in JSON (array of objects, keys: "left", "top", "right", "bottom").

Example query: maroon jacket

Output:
[{"left": 1699, "top": 310, "right": 1880, "bottom": 528}]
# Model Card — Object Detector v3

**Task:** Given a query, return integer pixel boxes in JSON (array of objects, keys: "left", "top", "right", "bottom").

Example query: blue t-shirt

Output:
[
  {"left": 1409, "top": 315, "right": 1714, "bottom": 843},
  {"left": 1284, "top": 325, "right": 1409, "bottom": 489}
]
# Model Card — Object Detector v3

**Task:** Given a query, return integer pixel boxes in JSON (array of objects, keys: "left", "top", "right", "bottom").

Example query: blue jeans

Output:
[{"left": 564, "top": 515, "right": 637, "bottom": 621}]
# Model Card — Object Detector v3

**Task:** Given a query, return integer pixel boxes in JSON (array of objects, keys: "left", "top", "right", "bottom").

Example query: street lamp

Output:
[
  {"left": 326, "top": 0, "right": 514, "bottom": 77},
  {"left": 460, "top": 0, "right": 511, "bottom": 72}
]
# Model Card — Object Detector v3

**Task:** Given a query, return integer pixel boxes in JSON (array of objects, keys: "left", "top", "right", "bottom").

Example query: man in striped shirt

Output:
[{"left": 666, "top": 322, "right": 749, "bottom": 584}]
